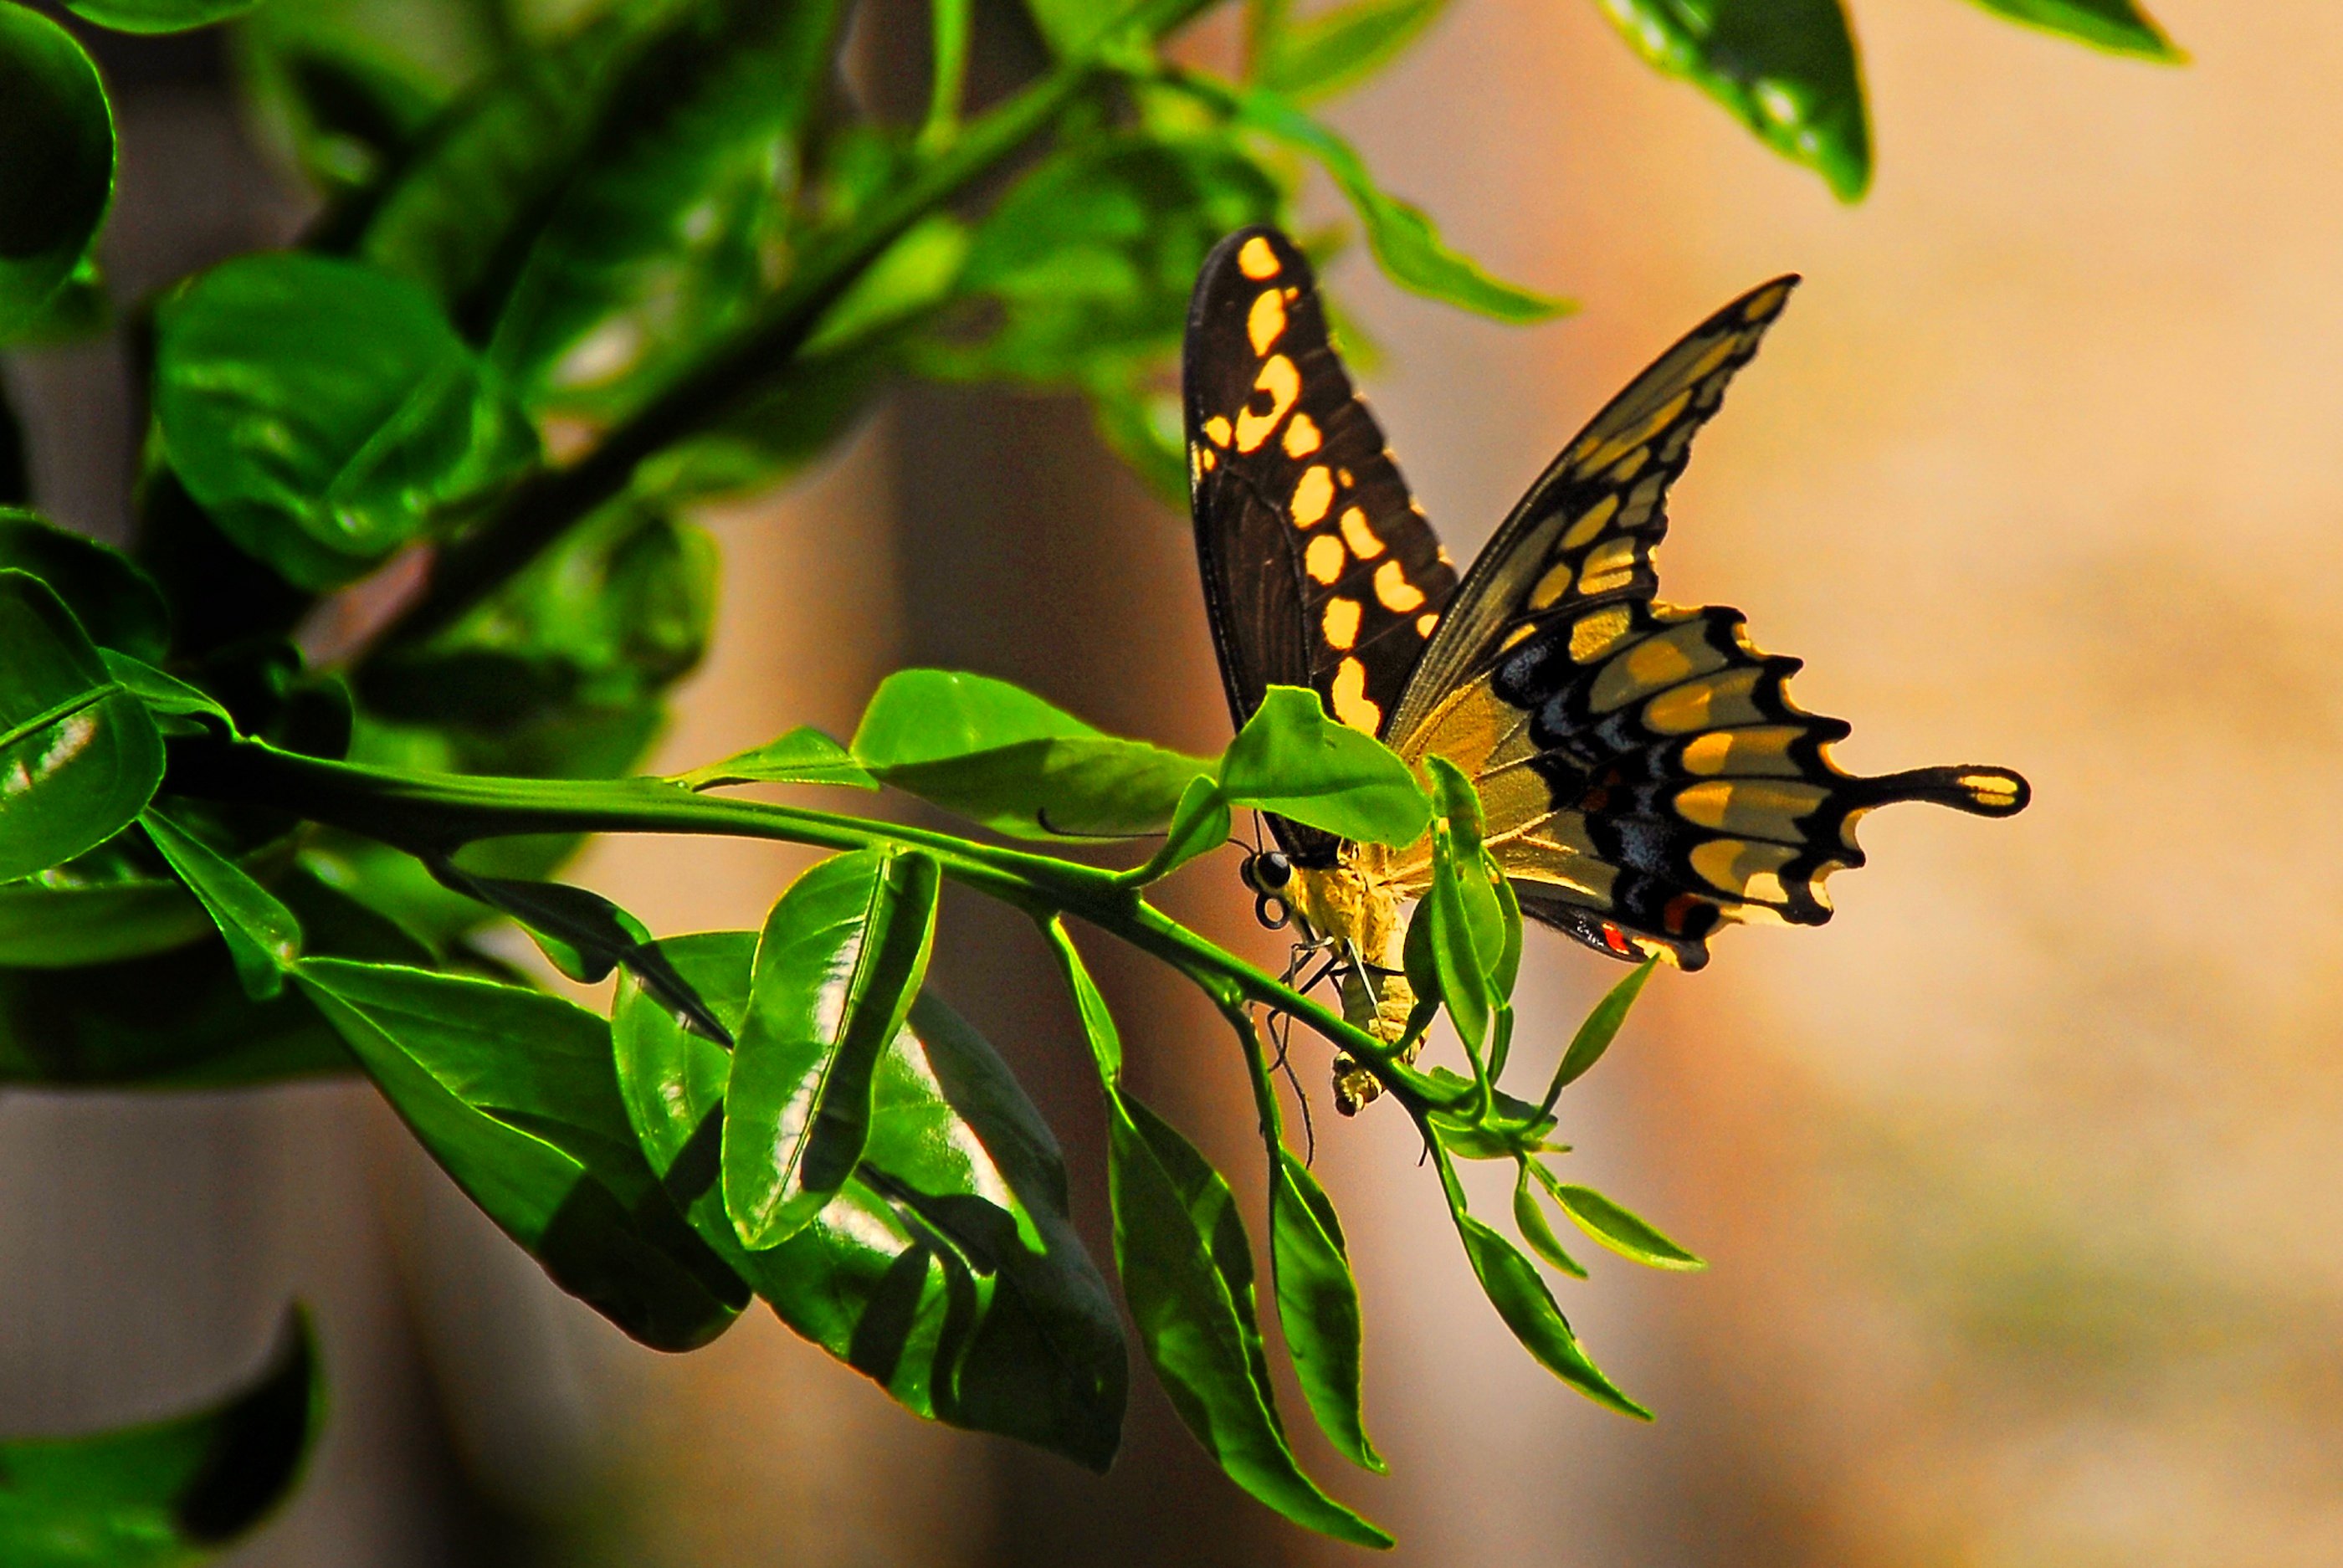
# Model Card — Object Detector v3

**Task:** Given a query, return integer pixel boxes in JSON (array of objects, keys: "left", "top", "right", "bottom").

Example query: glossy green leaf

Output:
[
  {"left": 1218, "top": 685, "right": 1429, "bottom": 848},
  {"left": 852, "top": 669, "right": 1212, "bottom": 839},
  {"left": 1271, "top": 1149, "right": 1383, "bottom": 1472},
  {"left": 1512, "top": 1163, "right": 1586, "bottom": 1278},
  {"left": 0, "top": 570, "right": 164, "bottom": 883},
  {"left": 489, "top": 0, "right": 847, "bottom": 416},
  {"left": 62, "top": 0, "right": 259, "bottom": 35},
  {"left": 801, "top": 213, "right": 971, "bottom": 359},
  {"left": 1411, "top": 828, "right": 1492, "bottom": 1051},
  {"left": 613, "top": 932, "right": 1127, "bottom": 1469},
  {"left": 925, "top": 131, "right": 1280, "bottom": 384},
  {"left": 1423, "top": 1067, "right": 1558, "bottom": 1160},
  {"left": 297, "top": 956, "right": 748, "bottom": 1349},
  {"left": 141, "top": 807, "right": 302, "bottom": 1001},
  {"left": 154, "top": 253, "right": 538, "bottom": 590},
  {"left": 1541, "top": 1174, "right": 1702, "bottom": 1270},
  {"left": 724, "top": 849, "right": 942, "bottom": 1248},
  {"left": 1253, "top": 0, "right": 1452, "bottom": 101},
  {"left": 1541, "top": 956, "right": 1657, "bottom": 1108},
  {"left": 1110, "top": 1094, "right": 1390, "bottom": 1545},
  {"left": 0, "top": 1306, "right": 320, "bottom": 1565},
  {"left": 1040, "top": 915, "right": 1123, "bottom": 1084},
  {"left": 0, "top": 3, "right": 114, "bottom": 341},
  {"left": 0, "top": 510, "right": 169, "bottom": 660},
  {"left": 1197, "top": 81, "right": 1570, "bottom": 322},
  {"left": 1452, "top": 1207, "right": 1646, "bottom": 1417},
  {"left": 1489, "top": 873, "right": 1524, "bottom": 1003},
  {"left": 1117, "top": 773, "right": 1230, "bottom": 885},
  {"left": 1961, "top": 0, "right": 2179, "bottom": 59},
  {"left": 101, "top": 651, "right": 236, "bottom": 733},
  {"left": 1592, "top": 0, "right": 1871, "bottom": 201},
  {"left": 675, "top": 726, "right": 878, "bottom": 792}
]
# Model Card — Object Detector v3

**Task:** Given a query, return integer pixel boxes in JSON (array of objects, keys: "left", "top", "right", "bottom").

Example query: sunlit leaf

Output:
[
  {"left": 1960, "top": 0, "right": 2179, "bottom": 59},
  {"left": 1592, "top": 0, "right": 1871, "bottom": 201},
  {"left": 724, "top": 849, "right": 941, "bottom": 1248},
  {"left": 1271, "top": 1149, "right": 1383, "bottom": 1472},
  {"left": 1253, "top": 0, "right": 1453, "bottom": 101},
  {"left": 676, "top": 726, "right": 878, "bottom": 792},
  {"left": 0, "top": 3, "right": 114, "bottom": 341},
  {"left": 0, "top": 1306, "right": 320, "bottom": 1565},
  {"left": 297, "top": 957, "right": 749, "bottom": 1350},
  {"left": 1511, "top": 1163, "right": 1586, "bottom": 1278},
  {"left": 1446, "top": 1191, "right": 1646, "bottom": 1417},
  {"left": 1540, "top": 1172, "right": 1703, "bottom": 1269},
  {"left": 1541, "top": 956, "right": 1657, "bottom": 1108},
  {"left": 1219, "top": 685, "right": 1429, "bottom": 848},
  {"left": 1116, "top": 773, "right": 1230, "bottom": 885},
  {"left": 154, "top": 254, "right": 539, "bottom": 590},
  {"left": 613, "top": 932, "right": 1127, "bottom": 1469},
  {"left": 141, "top": 807, "right": 302, "bottom": 1001},
  {"left": 853, "top": 669, "right": 1212, "bottom": 839},
  {"left": 0, "top": 570, "right": 163, "bottom": 883}
]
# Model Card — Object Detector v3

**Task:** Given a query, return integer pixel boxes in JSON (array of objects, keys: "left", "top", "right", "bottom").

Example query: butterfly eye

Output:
[{"left": 1252, "top": 851, "right": 1292, "bottom": 891}]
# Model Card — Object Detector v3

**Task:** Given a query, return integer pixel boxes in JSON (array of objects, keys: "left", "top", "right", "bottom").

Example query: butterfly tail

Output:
[{"left": 1846, "top": 766, "right": 2032, "bottom": 817}]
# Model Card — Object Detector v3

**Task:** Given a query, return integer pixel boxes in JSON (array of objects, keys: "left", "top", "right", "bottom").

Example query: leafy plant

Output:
[{"left": 0, "top": 0, "right": 2167, "bottom": 1552}]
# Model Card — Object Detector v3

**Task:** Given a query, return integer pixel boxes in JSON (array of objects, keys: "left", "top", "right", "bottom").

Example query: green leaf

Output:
[
  {"left": 1199, "top": 80, "right": 1570, "bottom": 322},
  {"left": 674, "top": 726, "right": 878, "bottom": 792},
  {"left": 1541, "top": 956, "right": 1657, "bottom": 1108},
  {"left": 613, "top": 932, "right": 1127, "bottom": 1470},
  {"left": 1270, "top": 1149, "right": 1383, "bottom": 1472},
  {"left": 1452, "top": 1207, "right": 1647, "bottom": 1417},
  {"left": 1512, "top": 1163, "right": 1586, "bottom": 1278},
  {"left": 0, "top": 3, "right": 114, "bottom": 341},
  {"left": 802, "top": 213, "right": 972, "bottom": 359},
  {"left": 1959, "top": 0, "right": 2179, "bottom": 59},
  {"left": 425, "top": 865, "right": 730, "bottom": 1042},
  {"left": 1021, "top": 0, "right": 1128, "bottom": 54},
  {"left": 141, "top": 807, "right": 302, "bottom": 1001},
  {"left": 1541, "top": 1174, "right": 1702, "bottom": 1270},
  {"left": 230, "top": 0, "right": 469, "bottom": 197},
  {"left": 154, "top": 253, "right": 539, "bottom": 590},
  {"left": 0, "top": 1306, "right": 320, "bottom": 1565},
  {"left": 1411, "top": 828, "right": 1493, "bottom": 1051},
  {"left": 0, "top": 570, "right": 164, "bottom": 883},
  {"left": 1040, "top": 915, "right": 1123, "bottom": 1084},
  {"left": 1116, "top": 773, "right": 1230, "bottom": 885},
  {"left": 1111, "top": 1094, "right": 1390, "bottom": 1545},
  {"left": 296, "top": 957, "right": 748, "bottom": 1349},
  {"left": 852, "top": 669, "right": 1213, "bottom": 839},
  {"left": 488, "top": 0, "right": 848, "bottom": 416},
  {"left": 1219, "top": 685, "right": 1429, "bottom": 848},
  {"left": 101, "top": 650, "right": 237, "bottom": 733},
  {"left": 924, "top": 131, "right": 1280, "bottom": 384},
  {"left": 62, "top": 0, "right": 258, "bottom": 35},
  {"left": 0, "top": 510, "right": 169, "bottom": 660},
  {"left": 1592, "top": 0, "right": 1872, "bottom": 201},
  {"left": 1253, "top": 0, "right": 1453, "bottom": 101},
  {"left": 724, "top": 849, "right": 942, "bottom": 1248},
  {"left": 1489, "top": 873, "right": 1524, "bottom": 1003}
]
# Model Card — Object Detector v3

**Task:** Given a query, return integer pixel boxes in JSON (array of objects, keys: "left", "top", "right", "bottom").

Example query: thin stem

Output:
[
  {"left": 381, "top": 0, "right": 1223, "bottom": 653},
  {"left": 919, "top": 0, "right": 975, "bottom": 152},
  {"left": 167, "top": 735, "right": 1464, "bottom": 1113}
]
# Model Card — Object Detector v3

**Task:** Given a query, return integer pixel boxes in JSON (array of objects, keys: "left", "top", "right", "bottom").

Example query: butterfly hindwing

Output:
[
  {"left": 1186, "top": 227, "right": 1458, "bottom": 863},
  {"left": 1381, "top": 281, "right": 2028, "bottom": 966}
]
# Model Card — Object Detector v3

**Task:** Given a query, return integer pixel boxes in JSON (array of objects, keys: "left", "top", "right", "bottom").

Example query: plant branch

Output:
[{"left": 378, "top": 0, "right": 1224, "bottom": 653}]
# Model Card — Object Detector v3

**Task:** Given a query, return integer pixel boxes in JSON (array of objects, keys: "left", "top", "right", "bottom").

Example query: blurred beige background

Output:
[{"left": 10, "top": 0, "right": 2340, "bottom": 1563}]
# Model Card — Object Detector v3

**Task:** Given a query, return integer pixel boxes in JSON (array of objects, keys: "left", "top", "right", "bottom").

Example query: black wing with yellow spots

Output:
[
  {"left": 1379, "top": 279, "right": 2028, "bottom": 967},
  {"left": 1185, "top": 227, "right": 1459, "bottom": 866}
]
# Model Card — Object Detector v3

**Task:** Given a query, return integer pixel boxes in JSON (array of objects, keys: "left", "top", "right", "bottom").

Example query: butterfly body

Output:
[{"left": 1184, "top": 227, "right": 2029, "bottom": 1109}]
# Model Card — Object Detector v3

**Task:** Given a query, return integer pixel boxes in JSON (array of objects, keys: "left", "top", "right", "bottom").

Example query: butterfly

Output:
[{"left": 1182, "top": 227, "right": 2030, "bottom": 1113}]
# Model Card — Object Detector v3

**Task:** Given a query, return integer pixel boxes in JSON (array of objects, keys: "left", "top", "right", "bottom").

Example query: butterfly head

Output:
[{"left": 1239, "top": 847, "right": 1295, "bottom": 930}]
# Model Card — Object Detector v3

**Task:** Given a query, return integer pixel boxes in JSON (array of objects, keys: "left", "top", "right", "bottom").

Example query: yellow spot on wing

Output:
[
  {"left": 1568, "top": 605, "right": 1633, "bottom": 662},
  {"left": 1337, "top": 506, "right": 1383, "bottom": 558},
  {"left": 1644, "top": 668, "right": 1765, "bottom": 734},
  {"left": 1291, "top": 466, "right": 1335, "bottom": 526},
  {"left": 1330, "top": 658, "right": 1381, "bottom": 733},
  {"left": 1283, "top": 413, "right": 1322, "bottom": 458},
  {"left": 1415, "top": 612, "right": 1439, "bottom": 638},
  {"left": 1202, "top": 415, "right": 1232, "bottom": 448},
  {"left": 1373, "top": 559, "right": 1424, "bottom": 612},
  {"left": 1305, "top": 534, "right": 1346, "bottom": 583},
  {"left": 1584, "top": 391, "right": 1690, "bottom": 472},
  {"left": 1577, "top": 536, "right": 1640, "bottom": 596},
  {"left": 1741, "top": 283, "right": 1791, "bottom": 321},
  {"left": 1528, "top": 559, "right": 1574, "bottom": 610},
  {"left": 1248, "top": 289, "right": 1288, "bottom": 356},
  {"left": 1675, "top": 780, "right": 1829, "bottom": 838},
  {"left": 1235, "top": 356, "right": 1300, "bottom": 452},
  {"left": 1197, "top": 448, "right": 1217, "bottom": 473},
  {"left": 1559, "top": 494, "right": 1620, "bottom": 551},
  {"left": 1690, "top": 838, "right": 1799, "bottom": 901},
  {"left": 1681, "top": 726, "right": 1803, "bottom": 776},
  {"left": 1322, "top": 597, "right": 1361, "bottom": 649},
  {"left": 1589, "top": 623, "right": 1725, "bottom": 711},
  {"left": 1238, "top": 235, "right": 1280, "bottom": 279}
]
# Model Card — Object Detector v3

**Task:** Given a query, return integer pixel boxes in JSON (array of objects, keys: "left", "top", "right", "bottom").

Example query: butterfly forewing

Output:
[{"left": 1186, "top": 227, "right": 1458, "bottom": 863}]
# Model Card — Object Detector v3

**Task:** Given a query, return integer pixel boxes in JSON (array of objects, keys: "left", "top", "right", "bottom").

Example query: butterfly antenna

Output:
[{"left": 1033, "top": 807, "right": 1169, "bottom": 841}]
